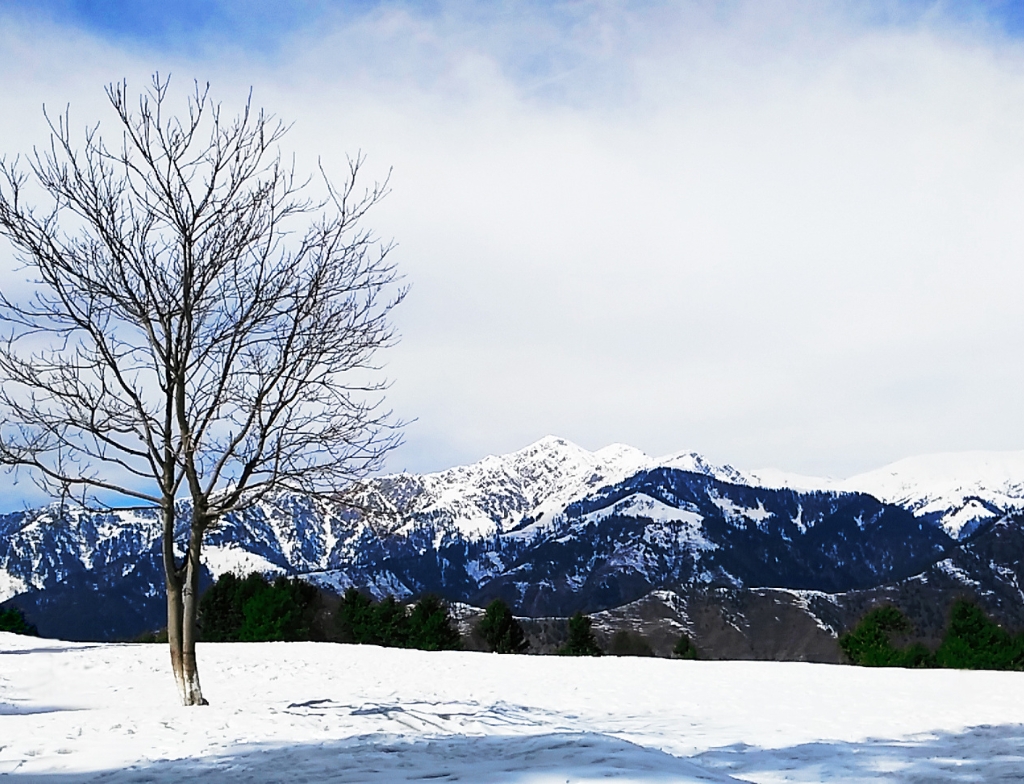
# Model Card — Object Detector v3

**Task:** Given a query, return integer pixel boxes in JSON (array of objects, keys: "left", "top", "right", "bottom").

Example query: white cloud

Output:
[{"left": 2, "top": 1, "right": 1024, "bottom": 489}]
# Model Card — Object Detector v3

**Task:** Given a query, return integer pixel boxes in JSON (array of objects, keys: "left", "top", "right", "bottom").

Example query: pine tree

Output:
[
  {"left": 199, "top": 572, "right": 269, "bottom": 641},
  {"left": 934, "top": 600, "right": 1024, "bottom": 671},
  {"left": 407, "top": 595, "right": 462, "bottom": 651},
  {"left": 236, "top": 577, "right": 319, "bottom": 642},
  {"left": 199, "top": 572, "right": 318, "bottom": 642},
  {"left": 0, "top": 606, "right": 37, "bottom": 636},
  {"left": 372, "top": 596, "right": 411, "bottom": 648},
  {"left": 477, "top": 598, "right": 529, "bottom": 654},
  {"left": 558, "top": 612, "right": 602, "bottom": 656},
  {"left": 335, "top": 588, "right": 379, "bottom": 644},
  {"left": 839, "top": 606, "right": 933, "bottom": 668},
  {"left": 672, "top": 633, "right": 699, "bottom": 660}
]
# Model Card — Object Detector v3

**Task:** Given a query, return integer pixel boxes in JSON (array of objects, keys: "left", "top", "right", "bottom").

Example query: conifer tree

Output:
[
  {"left": 934, "top": 599, "right": 1024, "bottom": 671},
  {"left": 558, "top": 612, "right": 602, "bottom": 656},
  {"left": 673, "top": 633, "right": 699, "bottom": 659},
  {"left": 335, "top": 589, "right": 461, "bottom": 650},
  {"left": 335, "top": 588, "right": 379, "bottom": 644},
  {"left": 477, "top": 598, "right": 529, "bottom": 654},
  {"left": 374, "top": 596, "right": 412, "bottom": 648},
  {"left": 0, "top": 606, "right": 37, "bottom": 636},
  {"left": 199, "top": 573, "right": 267, "bottom": 641},
  {"left": 198, "top": 571, "right": 318, "bottom": 642},
  {"left": 839, "top": 606, "right": 933, "bottom": 668},
  {"left": 236, "top": 577, "right": 318, "bottom": 642},
  {"left": 406, "top": 594, "right": 462, "bottom": 651}
]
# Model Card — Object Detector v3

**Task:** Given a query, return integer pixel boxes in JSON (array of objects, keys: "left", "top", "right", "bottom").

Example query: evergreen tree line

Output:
[
  {"left": 4, "top": 570, "right": 698, "bottom": 657},
  {"left": 840, "top": 599, "right": 1024, "bottom": 670},
  {"left": 335, "top": 588, "right": 461, "bottom": 650},
  {"left": 199, "top": 572, "right": 321, "bottom": 642},
  {"left": 14, "top": 569, "right": 1024, "bottom": 668},
  {"left": 197, "top": 574, "right": 464, "bottom": 649},
  {"left": 197, "top": 574, "right": 697, "bottom": 657}
]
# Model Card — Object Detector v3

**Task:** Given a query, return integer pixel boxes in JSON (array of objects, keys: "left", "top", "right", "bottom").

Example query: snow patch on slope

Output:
[
  {"left": 934, "top": 558, "right": 982, "bottom": 587},
  {"left": 581, "top": 493, "right": 703, "bottom": 527},
  {"left": 707, "top": 491, "right": 773, "bottom": 530},
  {"left": 0, "top": 572, "right": 29, "bottom": 603},
  {"left": 203, "top": 546, "right": 285, "bottom": 580}
]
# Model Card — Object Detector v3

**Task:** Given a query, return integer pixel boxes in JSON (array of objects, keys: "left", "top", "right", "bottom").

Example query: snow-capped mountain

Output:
[
  {"left": 366, "top": 436, "right": 652, "bottom": 540},
  {"left": 357, "top": 435, "right": 746, "bottom": 542},
  {"left": 747, "top": 451, "right": 1024, "bottom": 539},
  {"left": 1, "top": 436, "right": 1022, "bottom": 643},
  {"left": 839, "top": 451, "right": 1024, "bottom": 539},
  {"left": 371, "top": 437, "right": 1024, "bottom": 542},
  {"left": 469, "top": 466, "right": 950, "bottom": 616}
]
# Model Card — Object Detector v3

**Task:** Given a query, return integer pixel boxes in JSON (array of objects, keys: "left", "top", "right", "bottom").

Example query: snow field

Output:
[{"left": 1, "top": 631, "right": 1023, "bottom": 781}]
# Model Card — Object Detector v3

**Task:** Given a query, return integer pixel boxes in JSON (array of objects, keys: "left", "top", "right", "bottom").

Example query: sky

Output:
[{"left": 2, "top": 0, "right": 1024, "bottom": 491}]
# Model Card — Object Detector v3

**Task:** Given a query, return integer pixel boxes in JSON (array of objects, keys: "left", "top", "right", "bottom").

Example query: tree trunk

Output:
[
  {"left": 162, "top": 501, "right": 206, "bottom": 706},
  {"left": 166, "top": 576, "right": 186, "bottom": 700},
  {"left": 161, "top": 501, "right": 187, "bottom": 703},
  {"left": 180, "top": 523, "right": 206, "bottom": 706}
]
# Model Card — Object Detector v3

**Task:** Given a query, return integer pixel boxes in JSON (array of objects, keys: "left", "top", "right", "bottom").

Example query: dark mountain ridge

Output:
[{"left": 1, "top": 463, "right": 970, "bottom": 646}]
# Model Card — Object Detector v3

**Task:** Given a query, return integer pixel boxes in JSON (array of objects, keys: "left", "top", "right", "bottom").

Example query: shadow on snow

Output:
[
  {"left": 4, "top": 724, "right": 1024, "bottom": 782},
  {"left": 4, "top": 733, "right": 734, "bottom": 783},
  {"left": 695, "top": 722, "right": 1024, "bottom": 782}
]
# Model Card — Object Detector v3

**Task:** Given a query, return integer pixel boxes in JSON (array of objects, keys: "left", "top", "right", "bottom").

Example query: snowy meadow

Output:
[{"left": 1, "top": 632, "right": 1023, "bottom": 782}]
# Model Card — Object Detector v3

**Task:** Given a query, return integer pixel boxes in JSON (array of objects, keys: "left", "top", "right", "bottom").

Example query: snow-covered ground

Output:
[{"left": 2, "top": 633, "right": 1023, "bottom": 782}]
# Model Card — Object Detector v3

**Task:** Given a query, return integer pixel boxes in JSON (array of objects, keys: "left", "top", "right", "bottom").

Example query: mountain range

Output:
[{"left": 2, "top": 436, "right": 1023, "bottom": 657}]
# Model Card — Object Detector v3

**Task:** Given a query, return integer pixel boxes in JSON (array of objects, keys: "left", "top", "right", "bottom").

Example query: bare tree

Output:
[{"left": 0, "top": 76, "right": 404, "bottom": 705}]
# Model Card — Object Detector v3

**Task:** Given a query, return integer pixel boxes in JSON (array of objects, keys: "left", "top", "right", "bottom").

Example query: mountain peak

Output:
[
  {"left": 655, "top": 450, "right": 747, "bottom": 485},
  {"left": 518, "top": 434, "right": 579, "bottom": 453},
  {"left": 593, "top": 442, "right": 651, "bottom": 473}
]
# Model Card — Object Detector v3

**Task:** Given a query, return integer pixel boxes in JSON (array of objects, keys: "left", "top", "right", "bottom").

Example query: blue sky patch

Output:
[{"left": 3, "top": 1, "right": 1024, "bottom": 56}]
